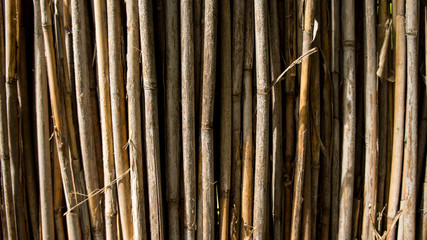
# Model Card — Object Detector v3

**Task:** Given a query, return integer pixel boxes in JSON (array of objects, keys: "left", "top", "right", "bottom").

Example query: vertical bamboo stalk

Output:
[
  {"left": 330, "top": 0, "right": 340, "bottom": 238},
  {"left": 302, "top": 132, "right": 312, "bottom": 240},
  {"left": 106, "top": 0, "right": 133, "bottom": 238},
  {"left": 230, "top": 0, "right": 245, "bottom": 238},
  {"left": 0, "top": 0, "right": 16, "bottom": 237},
  {"left": 397, "top": 1, "right": 419, "bottom": 239},
  {"left": 92, "top": 0, "right": 118, "bottom": 238},
  {"left": 387, "top": 1, "right": 406, "bottom": 239},
  {"left": 139, "top": 0, "right": 165, "bottom": 238},
  {"left": 421, "top": 19, "right": 427, "bottom": 234},
  {"left": 181, "top": 0, "right": 197, "bottom": 239},
  {"left": 40, "top": 0, "right": 83, "bottom": 237},
  {"left": 240, "top": 0, "right": 254, "bottom": 238},
  {"left": 6, "top": 0, "right": 27, "bottom": 238},
  {"left": 290, "top": 0, "right": 316, "bottom": 239},
  {"left": 125, "top": 0, "right": 147, "bottom": 238},
  {"left": 269, "top": 0, "right": 283, "bottom": 238},
  {"left": 53, "top": 141, "right": 66, "bottom": 240},
  {"left": 201, "top": 0, "right": 218, "bottom": 238},
  {"left": 34, "top": 0, "right": 55, "bottom": 238},
  {"left": 361, "top": 0, "right": 378, "bottom": 239},
  {"left": 165, "top": 0, "right": 180, "bottom": 238},
  {"left": 283, "top": 0, "right": 296, "bottom": 239},
  {"left": 218, "top": 0, "right": 232, "bottom": 239},
  {"left": 253, "top": 0, "right": 270, "bottom": 238},
  {"left": 337, "top": 0, "right": 356, "bottom": 238},
  {"left": 71, "top": 0, "right": 104, "bottom": 238}
]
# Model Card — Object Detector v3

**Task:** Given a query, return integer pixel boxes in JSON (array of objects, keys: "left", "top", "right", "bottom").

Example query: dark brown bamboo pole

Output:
[
  {"left": 125, "top": 0, "right": 146, "bottom": 238},
  {"left": 106, "top": 0, "right": 133, "bottom": 238},
  {"left": 417, "top": 89, "right": 427, "bottom": 196},
  {"left": 290, "top": 0, "right": 316, "bottom": 239},
  {"left": 218, "top": 0, "right": 232, "bottom": 239},
  {"left": 181, "top": 0, "right": 197, "bottom": 239},
  {"left": 269, "top": 0, "right": 283, "bottom": 238},
  {"left": 0, "top": 0, "right": 16, "bottom": 237},
  {"left": 253, "top": 0, "right": 270, "bottom": 238},
  {"left": 52, "top": 141, "right": 66, "bottom": 240},
  {"left": 40, "top": 0, "right": 83, "bottom": 237},
  {"left": 337, "top": 0, "right": 356, "bottom": 238},
  {"left": 92, "top": 0, "right": 118, "bottom": 238},
  {"left": 71, "top": 0, "right": 104, "bottom": 238},
  {"left": 387, "top": 1, "right": 406, "bottom": 239},
  {"left": 284, "top": 0, "right": 296, "bottom": 239},
  {"left": 230, "top": 0, "right": 245, "bottom": 238},
  {"left": 6, "top": 0, "right": 27, "bottom": 238},
  {"left": 34, "top": 0, "right": 54, "bottom": 238},
  {"left": 200, "top": 0, "right": 218, "bottom": 238},
  {"left": 397, "top": 1, "right": 419, "bottom": 238},
  {"left": 139, "top": 0, "right": 165, "bottom": 238},
  {"left": 165, "top": 0, "right": 180, "bottom": 238},
  {"left": 240, "top": 0, "right": 254, "bottom": 238},
  {"left": 330, "top": 0, "right": 340, "bottom": 238},
  {"left": 361, "top": 0, "right": 378, "bottom": 239}
]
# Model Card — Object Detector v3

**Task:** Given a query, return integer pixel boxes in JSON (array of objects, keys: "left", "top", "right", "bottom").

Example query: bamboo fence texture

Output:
[{"left": 0, "top": 0, "right": 426, "bottom": 239}]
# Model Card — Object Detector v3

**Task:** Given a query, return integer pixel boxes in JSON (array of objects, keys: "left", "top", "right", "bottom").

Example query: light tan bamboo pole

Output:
[
  {"left": 92, "top": 0, "right": 118, "bottom": 238},
  {"left": 387, "top": 1, "right": 406, "bottom": 239},
  {"left": 139, "top": 0, "right": 165, "bottom": 238},
  {"left": 5, "top": 0, "right": 27, "bottom": 238},
  {"left": 200, "top": 0, "right": 218, "bottom": 238},
  {"left": 421, "top": 22, "right": 427, "bottom": 236},
  {"left": 0, "top": 0, "right": 16, "bottom": 237},
  {"left": 34, "top": 0, "right": 55, "bottom": 238},
  {"left": 283, "top": 1, "right": 296, "bottom": 239},
  {"left": 106, "top": 0, "right": 133, "bottom": 238},
  {"left": 376, "top": 0, "right": 389, "bottom": 221},
  {"left": 71, "top": 0, "right": 105, "bottom": 238},
  {"left": 302, "top": 133, "right": 312, "bottom": 240},
  {"left": 218, "top": 0, "right": 232, "bottom": 239},
  {"left": 290, "top": 0, "right": 316, "bottom": 239},
  {"left": 397, "top": 1, "right": 419, "bottom": 238},
  {"left": 40, "top": 0, "right": 83, "bottom": 237},
  {"left": 253, "top": 0, "right": 270, "bottom": 238},
  {"left": 53, "top": 141, "right": 66, "bottom": 240},
  {"left": 337, "top": 0, "right": 356, "bottom": 238},
  {"left": 330, "top": 0, "right": 340, "bottom": 239},
  {"left": 361, "top": 0, "right": 378, "bottom": 239},
  {"left": 269, "top": 0, "right": 283, "bottom": 238},
  {"left": 181, "top": 0, "right": 197, "bottom": 239},
  {"left": 230, "top": 0, "right": 245, "bottom": 238},
  {"left": 16, "top": 1, "right": 39, "bottom": 236},
  {"left": 125, "top": 0, "right": 147, "bottom": 239},
  {"left": 240, "top": 0, "right": 254, "bottom": 238},
  {"left": 165, "top": 0, "right": 180, "bottom": 238}
]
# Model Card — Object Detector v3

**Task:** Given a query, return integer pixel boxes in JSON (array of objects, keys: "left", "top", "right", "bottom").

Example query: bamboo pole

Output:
[
  {"left": 290, "top": 0, "right": 316, "bottom": 239},
  {"left": 40, "top": 0, "right": 83, "bottom": 237},
  {"left": 139, "top": 0, "right": 165, "bottom": 238},
  {"left": 397, "top": 1, "right": 419, "bottom": 238},
  {"left": 200, "top": 0, "right": 218, "bottom": 238},
  {"left": 0, "top": 0, "right": 16, "bottom": 237},
  {"left": 387, "top": 1, "right": 406, "bottom": 239},
  {"left": 181, "top": 0, "right": 197, "bottom": 239},
  {"left": 269, "top": 0, "right": 283, "bottom": 238},
  {"left": 240, "top": 0, "right": 254, "bottom": 238},
  {"left": 92, "top": 0, "right": 118, "bottom": 238},
  {"left": 361, "top": 0, "right": 378, "bottom": 239},
  {"left": 6, "top": 0, "right": 28, "bottom": 238},
  {"left": 330, "top": 0, "right": 340, "bottom": 238},
  {"left": 34, "top": 0, "right": 55, "bottom": 238},
  {"left": 337, "top": 0, "right": 356, "bottom": 238},
  {"left": 253, "top": 0, "right": 270, "bottom": 238},
  {"left": 283, "top": 0, "right": 296, "bottom": 239},
  {"left": 71, "top": 0, "right": 104, "bottom": 238},
  {"left": 218, "top": 0, "right": 232, "bottom": 239},
  {"left": 230, "top": 0, "right": 245, "bottom": 238},
  {"left": 165, "top": 0, "right": 180, "bottom": 238},
  {"left": 125, "top": 0, "right": 147, "bottom": 238}
]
